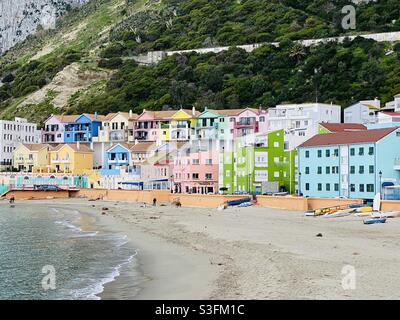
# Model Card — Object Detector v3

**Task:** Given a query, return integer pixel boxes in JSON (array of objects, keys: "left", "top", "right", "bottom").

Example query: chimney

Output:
[
  {"left": 192, "top": 106, "right": 196, "bottom": 116},
  {"left": 129, "top": 109, "right": 133, "bottom": 118},
  {"left": 77, "top": 141, "right": 80, "bottom": 151}
]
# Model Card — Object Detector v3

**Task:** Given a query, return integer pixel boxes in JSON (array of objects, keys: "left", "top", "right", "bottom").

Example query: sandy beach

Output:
[{"left": 6, "top": 198, "right": 400, "bottom": 300}]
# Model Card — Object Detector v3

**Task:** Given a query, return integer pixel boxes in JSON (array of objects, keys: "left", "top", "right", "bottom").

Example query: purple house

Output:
[{"left": 42, "top": 114, "right": 79, "bottom": 143}]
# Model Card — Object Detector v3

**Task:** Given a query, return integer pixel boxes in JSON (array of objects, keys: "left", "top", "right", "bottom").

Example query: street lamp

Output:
[
  {"left": 379, "top": 170, "right": 383, "bottom": 199},
  {"left": 298, "top": 172, "right": 302, "bottom": 196}
]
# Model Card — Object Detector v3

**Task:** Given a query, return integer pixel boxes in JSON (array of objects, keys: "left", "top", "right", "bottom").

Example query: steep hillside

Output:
[
  {"left": 1, "top": 0, "right": 400, "bottom": 124},
  {"left": 0, "top": 0, "right": 90, "bottom": 54}
]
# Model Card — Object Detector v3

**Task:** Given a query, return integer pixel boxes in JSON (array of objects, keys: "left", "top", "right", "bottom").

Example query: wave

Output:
[{"left": 71, "top": 252, "right": 138, "bottom": 300}]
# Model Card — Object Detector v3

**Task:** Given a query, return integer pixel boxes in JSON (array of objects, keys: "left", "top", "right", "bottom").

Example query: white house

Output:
[
  {"left": 344, "top": 99, "right": 380, "bottom": 124},
  {"left": 383, "top": 94, "right": 400, "bottom": 111},
  {"left": 0, "top": 117, "right": 41, "bottom": 170},
  {"left": 267, "top": 103, "right": 341, "bottom": 149}
]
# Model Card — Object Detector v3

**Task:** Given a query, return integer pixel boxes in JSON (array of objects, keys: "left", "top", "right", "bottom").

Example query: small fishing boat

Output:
[
  {"left": 324, "top": 208, "right": 354, "bottom": 218},
  {"left": 363, "top": 218, "right": 387, "bottom": 225},
  {"left": 371, "top": 211, "right": 400, "bottom": 219},
  {"left": 356, "top": 207, "right": 373, "bottom": 213},
  {"left": 348, "top": 204, "right": 363, "bottom": 209},
  {"left": 226, "top": 198, "right": 252, "bottom": 206},
  {"left": 355, "top": 211, "right": 372, "bottom": 217}
]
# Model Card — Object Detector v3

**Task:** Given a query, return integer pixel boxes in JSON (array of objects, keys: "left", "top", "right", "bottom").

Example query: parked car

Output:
[{"left": 34, "top": 185, "right": 60, "bottom": 191}]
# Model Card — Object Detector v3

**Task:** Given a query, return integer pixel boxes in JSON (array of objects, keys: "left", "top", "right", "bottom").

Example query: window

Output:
[
  {"left": 359, "top": 147, "right": 364, "bottom": 156},
  {"left": 317, "top": 183, "right": 322, "bottom": 191},
  {"left": 305, "top": 150, "right": 310, "bottom": 158},
  {"left": 274, "top": 172, "right": 280, "bottom": 178},
  {"left": 305, "top": 167, "right": 310, "bottom": 174},
  {"left": 350, "top": 148, "right": 355, "bottom": 156},
  {"left": 305, "top": 183, "right": 310, "bottom": 191},
  {"left": 326, "top": 167, "right": 330, "bottom": 174},
  {"left": 350, "top": 184, "right": 356, "bottom": 192},
  {"left": 318, "top": 150, "right": 322, "bottom": 158},
  {"left": 332, "top": 166, "right": 339, "bottom": 174},
  {"left": 326, "top": 150, "right": 330, "bottom": 157},
  {"left": 369, "top": 147, "right": 374, "bottom": 155},
  {"left": 350, "top": 166, "right": 355, "bottom": 174},
  {"left": 359, "top": 184, "right": 365, "bottom": 192},
  {"left": 226, "top": 170, "right": 230, "bottom": 177},
  {"left": 326, "top": 184, "right": 331, "bottom": 191},
  {"left": 367, "top": 184, "right": 374, "bottom": 192},
  {"left": 317, "top": 167, "right": 322, "bottom": 174},
  {"left": 274, "top": 142, "right": 279, "bottom": 148},
  {"left": 369, "top": 165, "right": 374, "bottom": 174},
  {"left": 334, "top": 149, "right": 339, "bottom": 157},
  {"left": 205, "top": 173, "right": 213, "bottom": 180},
  {"left": 359, "top": 166, "right": 364, "bottom": 174},
  {"left": 260, "top": 116, "right": 265, "bottom": 122},
  {"left": 192, "top": 173, "right": 199, "bottom": 180},
  {"left": 334, "top": 183, "right": 339, "bottom": 191}
]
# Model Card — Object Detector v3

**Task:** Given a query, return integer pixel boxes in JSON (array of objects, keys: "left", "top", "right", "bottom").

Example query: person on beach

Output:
[
  {"left": 9, "top": 192, "right": 15, "bottom": 204},
  {"left": 153, "top": 198, "right": 157, "bottom": 206}
]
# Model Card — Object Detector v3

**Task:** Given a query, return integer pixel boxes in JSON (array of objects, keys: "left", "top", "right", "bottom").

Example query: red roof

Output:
[
  {"left": 320, "top": 123, "right": 367, "bottom": 132},
  {"left": 299, "top": 128, "right": 398, "bottom": 148},
  {"left": 382, "top": 112, "right": 400, "bottom": 117}
]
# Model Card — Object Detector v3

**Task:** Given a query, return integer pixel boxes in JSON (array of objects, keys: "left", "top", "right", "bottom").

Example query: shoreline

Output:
[{"left": 4, "top": 198, "right": 400, "bottom": 299}]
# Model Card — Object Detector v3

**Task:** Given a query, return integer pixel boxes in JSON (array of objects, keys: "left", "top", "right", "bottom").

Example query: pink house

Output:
[
  {"left": 42, "top": 114, "right": 78, "bottom": 143},
  {"left": 128, "top": 110, "right": 177, "bottom": 142},
  {"left": 172, "top": 140, "right": 219, "bottom": 194}
]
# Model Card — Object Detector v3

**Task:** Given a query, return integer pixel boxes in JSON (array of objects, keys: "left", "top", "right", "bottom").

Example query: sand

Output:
[{"left": 6, "top": 199, "right": 400, "bottom": 300}]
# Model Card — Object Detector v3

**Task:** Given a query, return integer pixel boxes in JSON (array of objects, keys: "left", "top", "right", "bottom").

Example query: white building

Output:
[
  {"left": 267, "top": 103, "right": 341, "bottom": 149},
  {"left": 344, "top": 99, "right": 380, "bottom": 124},
  {"left": 0, "top": 117, "right": 41, "bottom": 170},
  {"left": 383, "top": 94, "right": 400, "bottom": 111}
]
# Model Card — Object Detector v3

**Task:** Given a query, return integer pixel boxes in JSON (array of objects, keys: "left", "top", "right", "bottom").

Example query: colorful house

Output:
[
  {"left": 49, "top": 143, "right": 94, "bottom": 174},
  {"left": 42, "top": 114, "right": 78, "bottom": 143},
  {"left": 129, "top": 110, "right": 177, "bottom": 142},
  {"left": 221, "top": 130, "right": 298, "bottom": 194},
  {"left": 103, "top": 143, "right": 133, "bottom": 172},
  {"left": 298, "top": 127, "right": 400, "bottom": 200},
  {"left": 93, "top": 111, "right": 137, "bottom": 143},
  {"left": 13, "top": 144, "right": 52, "bottom": 172},
  {"left": 173, "top": 140, "right": 219, "bottom": 194},
  {"left": 64, "top": 113, "right": 105, "bottom": 143},
  {"left": 160, "top": 108, "right": 200, "bottom": 142}
]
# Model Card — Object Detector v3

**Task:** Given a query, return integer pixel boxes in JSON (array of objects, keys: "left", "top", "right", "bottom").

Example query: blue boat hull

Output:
[
  {"left": 364, "top": 218, "right": 387, "bottom": 225},
  {"left": 227, "top": 198, "right": 252, "bottom": 206}
]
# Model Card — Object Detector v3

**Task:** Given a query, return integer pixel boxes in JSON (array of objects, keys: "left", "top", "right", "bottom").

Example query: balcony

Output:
[
  {"left": 394, "top": 158, "right": 400, "bottom": 170},
  {"left": 51, "top": 159, "right": 71, "bottom": 164},
  {"left": 108, "top": 158, "right": 129, "bottom": 164}
]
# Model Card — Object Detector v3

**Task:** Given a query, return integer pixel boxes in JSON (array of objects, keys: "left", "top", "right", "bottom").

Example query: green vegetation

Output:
[
  {"left": 66, "top": 37, "right": 400, "bottom": 115},
  {"left": 1, "top": 0, "right": 400, "bottom": 123}
]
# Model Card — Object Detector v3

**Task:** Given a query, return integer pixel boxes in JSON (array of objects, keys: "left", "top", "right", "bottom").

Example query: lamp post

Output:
[
  {"left": 379, "top": 170, "right": 383, "bottom": 199},
  {"left": 298, "top": 172, "right": 302, "bottom": 196}
]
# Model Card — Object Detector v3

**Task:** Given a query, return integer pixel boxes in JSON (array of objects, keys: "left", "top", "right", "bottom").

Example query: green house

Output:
[{"left": 221, "top": 130, "right": 298, "bottom": 194}]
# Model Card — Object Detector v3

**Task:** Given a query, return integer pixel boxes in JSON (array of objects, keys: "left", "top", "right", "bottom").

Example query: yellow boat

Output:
[{"left": 356, "top": 207, "right": 373, "bottom": 213}]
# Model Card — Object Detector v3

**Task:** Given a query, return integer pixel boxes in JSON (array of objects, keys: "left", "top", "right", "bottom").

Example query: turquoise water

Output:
[{"left": 0, "top": 204, "right": 142, "bottom": 300}]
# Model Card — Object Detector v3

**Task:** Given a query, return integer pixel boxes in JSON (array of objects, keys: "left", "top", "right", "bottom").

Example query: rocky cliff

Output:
[{"left": 0, "top": 0, "right": 90, "bottom": 54}]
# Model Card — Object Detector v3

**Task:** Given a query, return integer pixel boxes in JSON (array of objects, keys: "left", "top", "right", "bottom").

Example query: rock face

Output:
[{"left": 0, "top": 0, "right": 90, "bottom": 54}]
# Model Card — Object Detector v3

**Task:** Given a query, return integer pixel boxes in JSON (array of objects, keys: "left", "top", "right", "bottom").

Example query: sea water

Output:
[{"left": 0, "top": 204, "right": 143, "bottom": 300}]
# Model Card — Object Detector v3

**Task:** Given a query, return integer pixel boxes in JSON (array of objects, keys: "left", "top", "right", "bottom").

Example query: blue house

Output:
[
  {"left": 101, "top": 143, "right": 140, "bottom": 176},
  {"left": 298, "top": 127, "right": 400, "bottom": 200},
  {"left": 64, "top": 113, "right": 103, "bottom": 143}
]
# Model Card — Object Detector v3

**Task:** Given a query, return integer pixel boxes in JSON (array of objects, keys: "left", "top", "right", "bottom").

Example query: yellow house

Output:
[
  {"left": 49, "top": 143, "right": 94, "bottom": 174},
  {"left": 13, "top": 144, "right": 52, "bottom": 172},
  {"left": 160, "top": 108, "right": 200, "bottom": 142}
]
